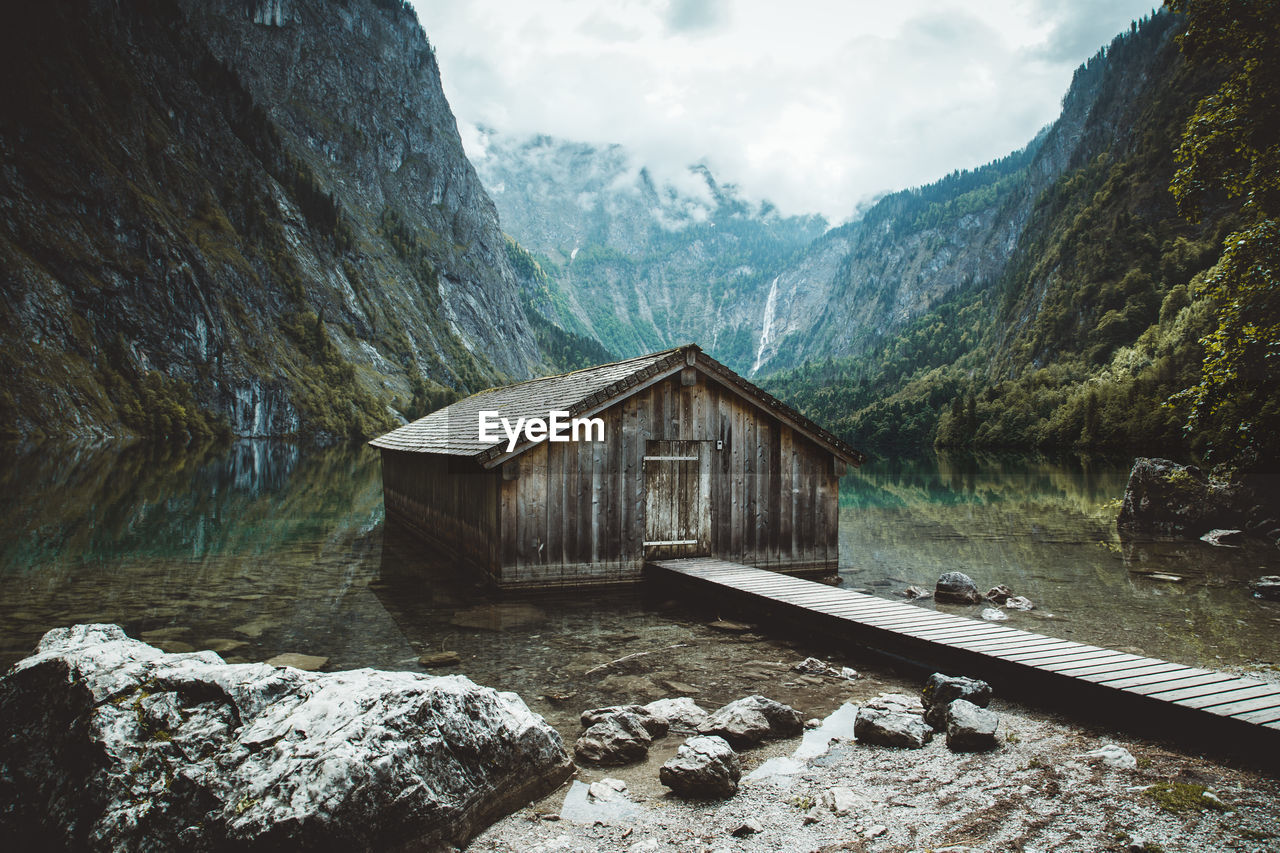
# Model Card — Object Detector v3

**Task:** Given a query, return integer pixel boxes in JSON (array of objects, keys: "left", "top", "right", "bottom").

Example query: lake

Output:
[{"left": 1, "top": 441, "right": 1276, "bottom": 739}]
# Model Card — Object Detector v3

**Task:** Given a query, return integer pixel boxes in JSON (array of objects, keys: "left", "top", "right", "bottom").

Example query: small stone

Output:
[
  {"left": 864, "top": 825, "right": 887, "bottom": 839},
  {"left": 731, "top": 819, "right": 761, "bottom": 837},
  {"left": 903, "top": 585, "right": 932, "bottom": 600},
  {"left": 821, "top": 786, "right": 871, "bottom": 815},
  {"left": 659, "top": 735, "right": 741, "bottom": 799},
  {"left": 1005, "top": 596, "right": 1034, "bottom": 611},
  {"left": 707, "top": 620, "right": 753, "bottom": 633},
  {"left": 202, "top": 638, "right": 248, "bottom": 655},
  {"left": 945, "top": 699, "right": 999, "bottom": 752},
  {"left": 863, "top": 693, "right": 924, "bottom": 715},
  {"left": 804, "top": 718, "right": 822, "bottom": 729},
  {"left": 660, "top": 679, "right": 698, "bottom": 694},
  {"left": 1200, "top": 528, "right": 1244, "bottom": 547},
  {"left": 840, "top": 667, "right": 860, "bottom": 680},
  {"left": 921, "top": 673, "right": 992, "bottom": 730},
  {"left": 580, "top": 705, "right": 668, "bottom": 738},
  {"left": 981, "top": 608, "right": 1008, "bottom": 621},
  {"left": 1082, "top": 744, "right": 1137, "bottom": 770},
  {"left": 985, "top": 584, "right": 1015, "bottom": 603},
  {"left": 935, "top": 571, "right": 981, "bottom": 604},
  {"left": 794, "top": 656, "right": 833, "bottom": 675},
  {"left": 854, "top": 706, "right": 932, "bottom": 749},
  {"left": 264, "top": 653, "right": 328, "bottom": 671},
  {"left": 643, "top": 697, "right": 708, "bottom": 732},
  {"left": 697, "top": 695, "right": 803, "bottom": 749},
  {"left": 1250, "top": 576, "right": 1280, "bottom": 601},
  {"left": 574, "top": 714, "right": 652, "bottom": 766},
  {"left": 417, "top": 651, "right": 461, "bottom": 668}
]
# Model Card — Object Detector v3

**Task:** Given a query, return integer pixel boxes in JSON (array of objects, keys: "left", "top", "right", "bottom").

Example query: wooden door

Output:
[{"left": 643, "top": 440, "right": 710, "bottom": 559}]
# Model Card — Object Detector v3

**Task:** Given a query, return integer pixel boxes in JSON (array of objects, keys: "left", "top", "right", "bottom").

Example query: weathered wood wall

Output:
[
  {"left": 497, "top": 371, "right": 840, "bottom": 588},
  {"left": 380, "top": 451, "right": 501, "bottom": 582}
]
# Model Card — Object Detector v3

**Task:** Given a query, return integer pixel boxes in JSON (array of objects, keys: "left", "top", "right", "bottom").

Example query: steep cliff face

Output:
[
  {"left": 0, "top": 0, "right": 539, "bottom": 442},
  {"left": 471, "top": 130, "right": 826, "bottom": 373}
]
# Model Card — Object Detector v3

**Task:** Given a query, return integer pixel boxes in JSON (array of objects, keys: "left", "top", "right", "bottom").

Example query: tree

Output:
[{"left": 1168, "top": 0, "right": 1280, "bottom": 463}]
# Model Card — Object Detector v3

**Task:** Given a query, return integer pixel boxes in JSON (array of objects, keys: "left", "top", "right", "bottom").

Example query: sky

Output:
[{"left": 410, "top": 0, "right": 1159, "bottom": 222}]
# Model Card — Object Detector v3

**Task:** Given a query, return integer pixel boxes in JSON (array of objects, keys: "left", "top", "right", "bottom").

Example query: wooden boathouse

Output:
[{"left": 371, "top": 344, "right": 864, "bottom": 589}]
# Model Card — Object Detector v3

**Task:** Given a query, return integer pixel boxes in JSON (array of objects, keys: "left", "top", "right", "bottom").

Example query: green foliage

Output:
[{"left": 1167, "top": 0, "right": 1280, "bottom": 464}]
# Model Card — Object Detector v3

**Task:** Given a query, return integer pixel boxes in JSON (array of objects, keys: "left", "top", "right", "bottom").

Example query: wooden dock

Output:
[{"left": 647, "top": 557, "right": 1280, "bottom": 765}]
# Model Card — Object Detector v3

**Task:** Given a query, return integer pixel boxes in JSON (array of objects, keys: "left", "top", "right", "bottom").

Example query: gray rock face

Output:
[
  {"left": 580, "top": 704, "right": 669, "bottom": 738},
  {"left": 935, "top": 571, "right": 982, "bottom": 604},
  {"left": 853, "top": 706, "right": 933, "bottom": 749},
  {"left": 658, "top": 735, "right": 741, "bottom": 799},
  {"left": 0, "top": 624, "right": 572, "bottom": 851},
  {"left": 1117, "top": 458, "right": 1251, "bottom": 538},
  {"left": 2, "top": 1, "right": 540, "bottom": 442},
  {"left": 945, "top": 699, "right": 1000, "bottom": 752},
  {"left": 922, "top": 673, "right": 993, "bottom": 730},
  {"left": 697, "top": 695, "right": 804, "bottom": 749},
  {"left": 574, "top": 713, "right": 654, "bottom": 766}
]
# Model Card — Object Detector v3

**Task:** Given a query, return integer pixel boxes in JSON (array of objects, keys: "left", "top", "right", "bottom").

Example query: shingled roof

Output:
[{"left": 370, "top": 344, "right": 865, "bottom": 468}]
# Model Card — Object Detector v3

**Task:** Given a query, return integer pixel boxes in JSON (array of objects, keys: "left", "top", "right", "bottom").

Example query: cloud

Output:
[
  {"left": 411, "top": 0, "right": 1157, "bottom": 222},
  {"left": 664, "top": 0, "right": 728, "bottom": 35}
]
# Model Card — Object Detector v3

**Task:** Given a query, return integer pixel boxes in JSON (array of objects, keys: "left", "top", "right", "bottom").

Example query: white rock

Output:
[
  {"left": 981, "top": 607, "right": 1009, "bottom": 621},
  {"left": 1082, "top": 744, "right": 1137, "bottom": 770},
  {"left": 821, "top": 785, "right": 873, "bottom": 815}
]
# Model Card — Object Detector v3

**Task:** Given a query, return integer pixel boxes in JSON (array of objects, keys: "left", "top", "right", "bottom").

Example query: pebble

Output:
[{"left": 264, "top": 652, "right": 329, "bottom": 671}]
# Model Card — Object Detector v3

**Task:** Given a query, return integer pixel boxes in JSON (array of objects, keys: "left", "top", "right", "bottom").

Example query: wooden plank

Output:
[
  {"left": 956, "top": 635, "right": 1081, "bottom": 654},
  {"left": 1232, "top": 705, "right": 1280, "bottom": 725},
  {"left": 1145, "top": 678, "right": 1265, "bottom": 702},
  {"left": 1100, "top": 668, "right": 1226, "bottom": 690},
  {"left": 1047, "top": 657, "right": 1172, "bottom": 678},
  {"left": 1173, "top": 684, "right": 1280, "bottom": 710},
  {"left": 997, "top": 647, "right": 1124, "bottom": 666},
  {"left": 1201, "top": 693, "right": 1280, "bottom": 718}
]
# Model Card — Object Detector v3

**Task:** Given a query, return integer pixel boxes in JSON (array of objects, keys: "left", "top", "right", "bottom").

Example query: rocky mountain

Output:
[
  {"left": 470, "top": 130, "right": 826, "bottom": 373},
  {"left": 763, "top": 11, "right": 1253, "bottom": 458},
  {"left": 0, "top": 0, "right": 562, "bottom": 442}
]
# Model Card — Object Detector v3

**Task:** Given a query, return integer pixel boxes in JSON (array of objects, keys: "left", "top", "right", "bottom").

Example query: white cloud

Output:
[{"left": 412, "top": 0, "right": 1158, "bottom": 222}]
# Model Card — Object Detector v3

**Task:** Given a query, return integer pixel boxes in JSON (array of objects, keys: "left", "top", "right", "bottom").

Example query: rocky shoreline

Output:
[
  {"left": 472, "top": 680, "right": 1280, "bottom": 853},
  {"left": 4, "top": 624, "right": 1278, "bottom": 852}
]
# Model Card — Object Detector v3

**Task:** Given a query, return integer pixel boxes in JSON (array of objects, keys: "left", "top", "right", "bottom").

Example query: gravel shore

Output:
[{"left": 469, "top": 676, "right": 1280, "bottom": 853}]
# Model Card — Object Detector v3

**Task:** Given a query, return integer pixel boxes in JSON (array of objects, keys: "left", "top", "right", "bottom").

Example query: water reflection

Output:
[
  {"left": 840, "top": 450, "right": 1280, "bottom": 670},
  {"left": 0, "top": 442, "right": 1275, "bottom": 735}
]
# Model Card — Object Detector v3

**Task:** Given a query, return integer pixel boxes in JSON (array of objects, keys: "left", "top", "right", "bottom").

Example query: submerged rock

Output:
[
  {"left": 1250, "top": 576, "right": 1280, "bottom": 601},
  {"left": 945, "top": 699, "right": 999, "bottom": 752},
  {"left": 697, "top": 695, "right": 804, "bottom": 748},
  {"left": 935, "top": 571, "right": 982, "bottom": 604},
  {"left": 659, "top": 735, "right": 741, "bottom": 799},
  {"left": 0, "top": 624, "right": 573, "bottom": 851},
  {"left": 1200, "top": 528, "right": 1244, "bottom": 547},
  {"left": 263, "top": 652, "right": 328, "bottom": 671}
]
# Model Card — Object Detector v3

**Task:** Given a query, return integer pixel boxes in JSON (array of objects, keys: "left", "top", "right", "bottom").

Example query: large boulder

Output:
[
  {"left": 945, "top": 699, "right": 999, "bottom": 752},
  {"left": 921, "top": 672, "right": 993, "bottom": 730},
  {"left": 1117, "top": 457, "right": 1251, "bottom": 537},
  {"left": 853, "top": 706, "right": 933, "bottom": 749},
  {"left": 697, "top": 695, "right": 803, "bottom": 749},
  {"left": 573, "top": 713, "right": 654, "bottom": 766},
  {"left": 658, "top": 736, "right": 740, "bottom": 799},
  {"left": 0, "top": 624, "right": 573, "bottom": 851},
  {"left": 935, "top": 571, "right": 982, "bottom": 604}
]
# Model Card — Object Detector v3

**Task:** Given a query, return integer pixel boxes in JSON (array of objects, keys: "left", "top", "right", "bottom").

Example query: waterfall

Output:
[{"left": 751, "top": 275, "right": 781, "bottom": 375}]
